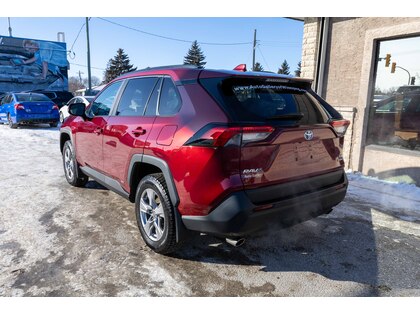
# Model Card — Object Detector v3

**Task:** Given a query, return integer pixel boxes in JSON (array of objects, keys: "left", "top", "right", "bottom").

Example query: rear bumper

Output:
[
  {"left": 182, "top": 170, "right": 348, "bottom": 237},
  {"left": 16, "top": 112, "right": 59, "bottom": 124}
]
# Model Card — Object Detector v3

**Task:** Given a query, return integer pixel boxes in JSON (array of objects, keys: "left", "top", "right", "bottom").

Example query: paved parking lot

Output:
[{"left": 0, "top": 124, "right": 419, "bottom": 296}]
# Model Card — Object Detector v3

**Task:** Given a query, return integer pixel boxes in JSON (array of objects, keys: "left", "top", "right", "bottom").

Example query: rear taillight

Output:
[
  {"left": 329, "top": 120, "right": 350, "bottom": 137},
  {"left": 52, "top": 104, "right": 59, "bottom": 110},
  {"left": 14, "top": 103, "right": 25, "bottom": 110},
  {"left": 185, "top": 125, "right": 274, "bottom": 147}
]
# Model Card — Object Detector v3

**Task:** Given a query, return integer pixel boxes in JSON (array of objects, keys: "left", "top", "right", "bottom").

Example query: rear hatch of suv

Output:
[{"left": 198, "top": 73, "right": 348, "bottom": 204}]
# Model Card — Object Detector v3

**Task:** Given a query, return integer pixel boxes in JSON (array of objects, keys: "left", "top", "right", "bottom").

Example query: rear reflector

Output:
[
  {"left": 329, "top": 120, "right": 350, "bottom": 137},
  {"left": 14, "top": 103, "right": 25, "bottom": 110},
  {"left": 52, "top": 104, "right": 59, "bottom": 110}
]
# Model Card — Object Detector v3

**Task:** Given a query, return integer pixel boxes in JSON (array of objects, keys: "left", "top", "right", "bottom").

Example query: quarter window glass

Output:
[
  {"left": 158, "top": 78, "right": 182, "bottom": 116},
  {"left": 89, "top": 81, "right": 123, "bottom": 116},
  {"left": 116, "top": 77, "right": 158, "bottom": 116}
]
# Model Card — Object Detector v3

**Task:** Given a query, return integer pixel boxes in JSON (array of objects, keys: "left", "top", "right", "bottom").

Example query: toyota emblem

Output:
[{"left": 304, "top": 130, "right": 314, "bottom": 141}]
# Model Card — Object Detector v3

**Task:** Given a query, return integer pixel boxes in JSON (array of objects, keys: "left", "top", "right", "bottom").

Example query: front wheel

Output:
[
  {"left": 62, "top": 140, "right": 88, "bottom": 187},
  {"left": 135, "top": 173, "right": 178, "bottom": 254}
]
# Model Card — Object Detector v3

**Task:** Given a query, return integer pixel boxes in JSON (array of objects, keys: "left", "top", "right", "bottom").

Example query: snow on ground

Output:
[{"left": 345, "top": 171, "right": 420, "bottom": 222}]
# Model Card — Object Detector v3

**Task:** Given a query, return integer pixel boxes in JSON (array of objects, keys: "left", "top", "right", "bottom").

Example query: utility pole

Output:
[
  {"left": 86, "top": 17, "right": 92, "bottom": 95},
  {"left": 7, "top": 17, "right": 12, "bottom": 37},
  {"left": 252, "top": 29, "right": 257, "bottom": 71},
  {"left": 78, "top": 70, "right": 84, "bottom": 84}
]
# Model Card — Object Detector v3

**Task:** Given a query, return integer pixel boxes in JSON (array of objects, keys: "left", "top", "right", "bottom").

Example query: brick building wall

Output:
[{"left": 301, "top": 17, "right": 420, "bottom": 183}]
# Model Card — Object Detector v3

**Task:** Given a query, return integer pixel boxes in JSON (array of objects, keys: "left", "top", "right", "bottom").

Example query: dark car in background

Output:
[
  {"left": 0, "top": 92, "right": 59, "bottom": 128},
  {"left": 29, "top": 90, "right": 74, "bottom": 108},
  {"left": 369, "top": 91, "right": 420, "bottom": 149}
]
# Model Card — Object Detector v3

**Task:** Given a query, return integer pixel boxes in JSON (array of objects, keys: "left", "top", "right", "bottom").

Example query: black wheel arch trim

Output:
[
  {"left": 128, "top": 154, "right": 179, "bottom": 207},
  {"left": 128, "top": 154, "right": 190, "bottom": 243}
]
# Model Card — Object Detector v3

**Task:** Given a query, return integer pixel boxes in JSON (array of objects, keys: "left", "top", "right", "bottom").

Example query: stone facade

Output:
[
  {"left": 301, "top": 18, "right": 320, "bottom": 80},
  {"left": 301, "top": 17, "right": 420, "bottom": 184}
]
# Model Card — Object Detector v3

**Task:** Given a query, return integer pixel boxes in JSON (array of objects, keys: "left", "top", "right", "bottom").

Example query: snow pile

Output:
[{"left": 346, "top": 171, "right": 420, "bottom": 220}]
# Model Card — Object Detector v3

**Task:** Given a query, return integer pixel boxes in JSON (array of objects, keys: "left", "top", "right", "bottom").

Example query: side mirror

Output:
[{"left": 68, "top": 102, "right": 86, "bottom": 117}]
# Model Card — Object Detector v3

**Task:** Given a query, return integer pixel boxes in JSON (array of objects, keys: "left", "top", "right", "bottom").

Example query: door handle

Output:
[
  {"left": 93, "top": 127, "right": 103, "bottom": 135},
  {"left": 131, "top": 127, "right": 146, "bottom": 137}
]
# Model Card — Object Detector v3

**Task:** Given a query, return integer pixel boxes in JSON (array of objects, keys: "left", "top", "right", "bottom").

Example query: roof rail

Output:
[{"left": 136, "top": 64, "right": 199, "bottom": 72}]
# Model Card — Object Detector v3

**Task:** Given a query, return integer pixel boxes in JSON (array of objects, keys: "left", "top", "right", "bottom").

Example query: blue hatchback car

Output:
[{"left": 0, "top": 92, "right": 60, "bottom": 128}]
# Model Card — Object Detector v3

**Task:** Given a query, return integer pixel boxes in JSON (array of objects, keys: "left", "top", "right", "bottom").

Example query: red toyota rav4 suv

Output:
[{"left": 60, "top": 65, "right": 349, "bottom": 254}]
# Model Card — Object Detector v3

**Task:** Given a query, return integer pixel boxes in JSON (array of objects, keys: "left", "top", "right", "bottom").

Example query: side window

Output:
[
  {"left": 89, "top": 81, "right": 123, "bottom": 116},
  {"left": 158, "top": 78, "right": 182, "bottom": 116},
  {"left": 116, "top": 77, "right": 158, "bottom": 116},
  {"left": 1, "top": 95, "right": 8, "bottom": 105}
]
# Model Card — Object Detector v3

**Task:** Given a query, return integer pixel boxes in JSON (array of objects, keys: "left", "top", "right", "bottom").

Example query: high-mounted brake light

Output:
[
  {"left": 52, "top": 104, "right": 59, "bottom": 110},
  {"left": 233, "top": 64, "right": 247, "bottom": 72},
  {"left": 329, "top": 120, "right": 350, "bottom": 137},
  {"left": 186, "top": 126, "right": 274, "bottom": 147},
  {"left": 14, "top": 103, "right": 25, "bottom": 110}
]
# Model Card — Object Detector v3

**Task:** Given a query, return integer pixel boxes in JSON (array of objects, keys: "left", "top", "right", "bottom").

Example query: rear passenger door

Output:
[{"left": 102, "top": 77, "right": 160, "bottom": 186}]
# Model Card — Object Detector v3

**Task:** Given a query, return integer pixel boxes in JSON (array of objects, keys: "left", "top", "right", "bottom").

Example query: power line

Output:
[
  {"left": 257, "top": 45, "right": 271, "bottom": 71},
  {"left": 70, "top": 62, "right": 105, "bottom": 71},
  {"left": 69, "top": 19, "right": 88, "bottom": 54},
  {"left": 96, "top": 17, "right": 253, "bottom": 46}
]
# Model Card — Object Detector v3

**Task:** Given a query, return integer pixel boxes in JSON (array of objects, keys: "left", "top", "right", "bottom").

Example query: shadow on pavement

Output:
[{"left": 171, "top": 204, "right": 385, "bottom": 296}]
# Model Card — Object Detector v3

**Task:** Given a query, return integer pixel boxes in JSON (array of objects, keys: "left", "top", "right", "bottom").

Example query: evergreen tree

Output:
[
  {"left": 294, "top": 61, "right": 301, "bottom": 77},
  {"left": 183, "top": 40, "right": 206, "bottom": 69},
  {"left": 103, "top": 48, "right": 137, "bottom": 83},
  {"left": 253, "top": 62, "right": 264, "bottom": 72},
  {"left": 277, "top": 59, "right": 290, "bottom": 75}
]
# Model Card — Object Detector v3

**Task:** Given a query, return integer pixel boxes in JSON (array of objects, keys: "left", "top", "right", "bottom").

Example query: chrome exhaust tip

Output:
[{"left": 225, "top": 237, "right": 245, "bottom": 247}]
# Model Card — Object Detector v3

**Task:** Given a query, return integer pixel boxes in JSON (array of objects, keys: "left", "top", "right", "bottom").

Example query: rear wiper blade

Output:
[{"left": 266, "top": 113, "right": 304, "bottom": 120}]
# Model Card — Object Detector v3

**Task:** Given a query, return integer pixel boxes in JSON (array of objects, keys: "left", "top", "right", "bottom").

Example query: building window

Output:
[{"left": 367, "top": 36, "right": 420, "bottom": 151}]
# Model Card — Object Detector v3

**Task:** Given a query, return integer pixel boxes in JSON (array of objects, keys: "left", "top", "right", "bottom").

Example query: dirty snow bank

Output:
[{"left": 346, "top": 171, "right": 420, "bottom": 221}]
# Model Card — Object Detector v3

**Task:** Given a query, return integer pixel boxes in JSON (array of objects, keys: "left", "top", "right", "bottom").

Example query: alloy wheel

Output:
[
  {"left": 64, "top": 146, "right": 74, "bottom": 181},
  {"left": 139, "top": 188, "right": 165, "bottom": 242}
]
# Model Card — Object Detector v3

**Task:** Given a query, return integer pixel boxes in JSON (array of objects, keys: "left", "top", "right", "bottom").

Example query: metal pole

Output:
[
  {"left": 86, "top": 17, "right": 92, "bottom": 94},
  {"left": 7, "top": 17, "right": 12, "bottom": 37},
  {"left": 252, "top": 29, "right": 257, "bottom": 71},
  {"left": 395, "top": 66, "right": 411, "bottom": 85}
]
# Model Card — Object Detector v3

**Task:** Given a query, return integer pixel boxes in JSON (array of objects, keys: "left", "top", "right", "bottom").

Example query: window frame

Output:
[
  {"left": 88, "top": 80, "right": 124, "bottom": 117},
  {"left": 112, "top": 76, "right": 160, "bottom": 117}
]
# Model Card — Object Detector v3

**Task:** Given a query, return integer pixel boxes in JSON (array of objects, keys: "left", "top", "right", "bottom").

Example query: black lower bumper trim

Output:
[{"left": 182, "top": 174, "right": 347, "bottom": 237}]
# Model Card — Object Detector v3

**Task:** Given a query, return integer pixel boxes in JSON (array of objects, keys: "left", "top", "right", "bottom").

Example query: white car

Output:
[{"left": 60, "top": 96, "right": 94, "bottom": 122}]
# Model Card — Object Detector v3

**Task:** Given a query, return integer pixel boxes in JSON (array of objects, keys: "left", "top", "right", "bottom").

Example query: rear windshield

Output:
[
  {"left": 15, "top": 93, "right": 51, "bottom": 102},
  {"left": 200, "top": 77, "right": 330, "bottom": 125}
]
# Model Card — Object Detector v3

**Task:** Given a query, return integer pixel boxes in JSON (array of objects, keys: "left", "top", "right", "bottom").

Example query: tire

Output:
[
  {"left": 50, "top": 122, "right": 58, "bottom": 128},
  {"left": 62, "top": 140, "right": 88, "bottom": 187},
  {"left": 135, "top": 173, "right": 178, "bottom": 254},
  {"left": 8, "top": 114, "right": 17, "bottom": 129}
]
